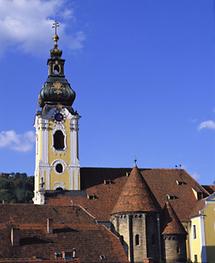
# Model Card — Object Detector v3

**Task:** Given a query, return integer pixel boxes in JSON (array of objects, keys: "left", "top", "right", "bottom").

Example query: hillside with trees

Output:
[{"left": 0, "top": 173, "right": 34, "bottom": 203}]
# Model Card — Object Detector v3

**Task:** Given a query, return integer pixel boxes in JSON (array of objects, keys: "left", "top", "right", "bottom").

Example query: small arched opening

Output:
[
  {"left": 135, "top": 234, "right": 140, "bottom": 246},
  {"left": 55, "top": 187, "right": 64, "bottom": 191},
  {"left": 53, "top": 130, "right": 65, "bottom": 150},
  {"left": 53, "top": 64, "right": 60, "bottom": 75},
  {"left": 176, "top": 241, "right": 181, "bottom": 254}
]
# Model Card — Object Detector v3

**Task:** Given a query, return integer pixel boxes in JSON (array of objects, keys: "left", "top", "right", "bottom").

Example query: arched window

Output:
[
  {"left": 135, "top": 234, "right": 140, "bottom": 246},
  {"left": 177, "top": 242, "right": 181, "bottom": 254},
  {"left": 53, "top": 130, "right": 65, "bottom": 150},
  {"left": 53, "top": 64, "right": 60, "bottom": 75},
  {"left": 55, "top": 187, "right": 64, "bottom": 191}
]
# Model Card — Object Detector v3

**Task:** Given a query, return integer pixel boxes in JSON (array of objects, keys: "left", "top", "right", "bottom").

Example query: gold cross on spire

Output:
[
  {"left": 52, "top": 21, "right": 60, "bottom": 45},
  {"left": 52, "top": 21, "right": 59, "bottom": 35}
]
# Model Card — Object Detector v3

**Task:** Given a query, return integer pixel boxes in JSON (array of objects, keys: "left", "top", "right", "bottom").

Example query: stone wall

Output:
[
  {"left": 111, "top": 213, "right": 166, "bottom": 263},
  {"left": 163, "top": 235, "right": 187, "bottom": 263},
  {"left": 132, "top": 213, "right": 147, "bottom": 262},
  {"left": 146, "top": 213, "right": 160, "bottom": 261}
]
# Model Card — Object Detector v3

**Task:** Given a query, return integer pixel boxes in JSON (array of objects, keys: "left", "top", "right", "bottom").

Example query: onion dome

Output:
[
  {"left": 38, "top": 22, "right": 76, "bottom": 108},
  {"left": 162, "top": 201, "right": 187, "bottom": 235},
  {"left": 38, "top": 76, "right": 76, "bottom": 108},
  {"left": 111, "top": 165, "right": 160, "bottom": 214}
]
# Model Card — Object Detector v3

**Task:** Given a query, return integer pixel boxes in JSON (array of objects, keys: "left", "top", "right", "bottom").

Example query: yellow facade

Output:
[
  {"left": 47, "top": 118, "right": 71, "bottom": 190},
  {"left": 189, "top": 216, "right": 203, "bottom": 262},
  {"left": 189, "top": 195, "right": 215, "bottom": 263},
  {"left": 34, "top": 107, "right": 80, "bottom": 202},
  {"left": 204, "top": 199, "right": 215, "bottom": 262}
]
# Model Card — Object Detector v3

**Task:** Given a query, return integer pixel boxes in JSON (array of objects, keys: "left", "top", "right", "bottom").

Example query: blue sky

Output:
[{"left": 0, "top": 0, "right": 215, "bottom": 184}]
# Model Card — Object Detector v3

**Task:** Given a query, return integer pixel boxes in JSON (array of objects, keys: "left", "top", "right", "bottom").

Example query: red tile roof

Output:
[
  {"left": 47, "top": 167, "right": 208, "bottom": 222},
  {"left": 162, "top": 201, "right": 187, "bottom": 235},
  {"left": 189, "top": 199, "right": 205, "bottom": 218},
  {"left": 0, "top": 204, "right": 128, "bottom": 263},
  {"left": 111, "top": 166, "right": 160, "bottom": 214}
]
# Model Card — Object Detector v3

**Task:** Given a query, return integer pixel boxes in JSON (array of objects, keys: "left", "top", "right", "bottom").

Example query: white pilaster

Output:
[{"left": 69, "top": 113, "right": 80, "bottom": 190}]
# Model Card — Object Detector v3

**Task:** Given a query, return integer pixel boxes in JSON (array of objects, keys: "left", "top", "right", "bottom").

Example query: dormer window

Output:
[
  {"left": 103, "top": 179, "right": 113, "bottom": 185},
  {"left": 166, "top": 194, "right": 177, "bottom": 200},
  {"left": 176, "top": 180, "right": 186, "bottom": 185},
  {"left": 192, "top": 188, "right": 204, "bottom": 200},
  {"left": 87, "top": 194, "right": 97, "bottom": 200}
]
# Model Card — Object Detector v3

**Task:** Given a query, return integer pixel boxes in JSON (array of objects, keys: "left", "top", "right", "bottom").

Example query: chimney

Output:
[
  {"left": 11, "top": 227, "right": 19, "bottom": 246},
  {"left": 54, "top": 251, "right": 62, "bottom": 259},
  {"left": 99, "top": 255, "right": 106, "bottom": 261},
  {"left": 62, "top": 249, "right": 76, "bottom": 260},
  {"left": 72, "top": 248, "right": 76, "bottom": 258},
  {"left": 47, "top": 218, "right": 53, "bottom": 234}
]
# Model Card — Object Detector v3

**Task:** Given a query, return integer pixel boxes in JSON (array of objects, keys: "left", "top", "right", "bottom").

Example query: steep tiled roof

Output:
[
  {"left": 142, "top": 168, "right": 208, "bottom": 221},
  {"left": 46, "top": 176, "right": 128, "bottom": 221},
  {"left": 0, "top": 204, "right": 128, "bottom": 263},
  {"left": 46, "top": 167, "right": 208, "bottom": 222},
  {"left": 111, "top": 166, "right": 160, "bottom": 214},
  {"left": 80, "top": 167, "right": 129, "bottom": 189},
  {"left": 0, "top": 204, "right": 95, "bottom": 225},
  {"left": 189, "top": 199, "right": 205, "bottom": 218},
  {"left": 162, "top": 201, "right": 187, "bottom": 235}
]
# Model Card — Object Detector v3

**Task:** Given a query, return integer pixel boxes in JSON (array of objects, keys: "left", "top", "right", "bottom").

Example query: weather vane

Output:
[{"left": 134, "top": 158, "right": 137, "bottom": 167}]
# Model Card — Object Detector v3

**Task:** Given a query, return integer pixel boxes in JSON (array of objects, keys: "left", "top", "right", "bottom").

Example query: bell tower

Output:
[{"left": 33, "top": 22, "right": 80, "bottom": 204}]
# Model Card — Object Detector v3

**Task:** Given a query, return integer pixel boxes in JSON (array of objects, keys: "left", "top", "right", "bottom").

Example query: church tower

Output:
[{"left": 33, "top": 22, "right": 80, "bottom": 204}]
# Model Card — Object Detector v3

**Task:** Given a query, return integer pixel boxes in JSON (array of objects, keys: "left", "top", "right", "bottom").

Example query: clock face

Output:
[{"left": 54, "top": 112, "right": 64, "bottom": 122}]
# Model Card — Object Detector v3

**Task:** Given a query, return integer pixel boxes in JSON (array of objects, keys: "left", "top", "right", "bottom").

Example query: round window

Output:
[{"left": 55, "top": 163, "right": 63, "bottom": 173}]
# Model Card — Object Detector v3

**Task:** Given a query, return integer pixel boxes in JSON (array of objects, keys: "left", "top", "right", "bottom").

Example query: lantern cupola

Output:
[{"left": 38, "top": 21, "right": 76, "bottom": 109}]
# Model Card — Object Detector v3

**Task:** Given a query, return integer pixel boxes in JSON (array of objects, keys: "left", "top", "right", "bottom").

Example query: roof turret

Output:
[
  {"left": 111, "top": 165, "right": 160, "bottom": 214},
  {"left": 162, "top": 201, "right": 187, "bottom": 235}
]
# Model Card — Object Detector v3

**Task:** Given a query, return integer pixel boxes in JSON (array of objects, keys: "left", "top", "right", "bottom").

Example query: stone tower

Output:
[
  {"left": 111, "top": 165, "right": 161, "bottom": 263},
  {"left": 162, "top": 201, "right": 187, "bottom": 263},
  {"left": 33, "top": 23, "right": 80, "bottom": 204}
]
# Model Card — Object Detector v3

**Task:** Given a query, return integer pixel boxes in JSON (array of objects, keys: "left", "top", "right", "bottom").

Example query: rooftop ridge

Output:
[{"left": 81, "top": 166, "right": 188, "bottom": 170}]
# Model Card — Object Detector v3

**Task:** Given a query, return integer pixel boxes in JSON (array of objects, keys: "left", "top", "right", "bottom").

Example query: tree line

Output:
[{"left": 0, "top": 173, "right": 34, "bottom": 203}]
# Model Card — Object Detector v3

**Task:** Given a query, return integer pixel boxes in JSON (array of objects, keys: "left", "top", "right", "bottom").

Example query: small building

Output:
[{"left": 189, "top": 193, "right": 215, "bottom": 263}]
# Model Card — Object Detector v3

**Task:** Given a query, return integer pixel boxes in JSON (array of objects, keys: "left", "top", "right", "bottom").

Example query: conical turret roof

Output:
[
  {"left": 162, "top": 201, "right": 187, "bottom": 235},
  {"left": 111, "top": 166, "right": 160, "bottom": 214}
]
